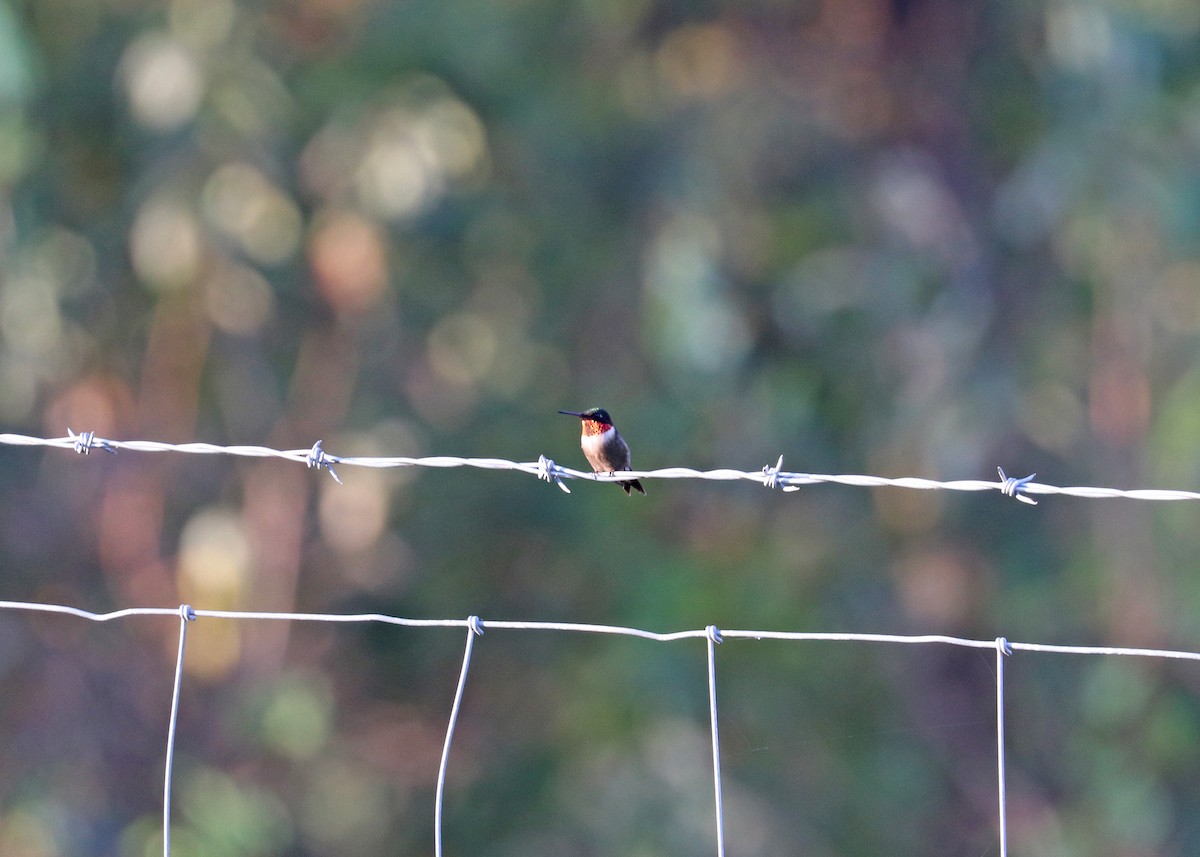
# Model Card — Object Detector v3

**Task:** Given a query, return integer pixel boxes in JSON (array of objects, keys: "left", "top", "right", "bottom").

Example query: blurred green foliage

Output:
[{"left": 3, "top": 0, "right": 1200, "bottom": 853}]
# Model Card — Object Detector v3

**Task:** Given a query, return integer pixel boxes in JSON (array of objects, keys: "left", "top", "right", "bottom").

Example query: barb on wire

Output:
[
  {"left": 306, "top": 440, "right": 342, "bottom": 484},
  {"left": 762, "top": 455, "right": 800, "bottom": 492},
  {"left": 68, "top": 427, "right": 116, "bottom": 455},
  {"left": 997, "top": 467, "right": 1037, "bottom": 506},
  {"left": 5, "top": 429, "right": 1200, "bottom": 504},
  {"left": 537, "top": 455, "right": 571, "bottom": 493}
]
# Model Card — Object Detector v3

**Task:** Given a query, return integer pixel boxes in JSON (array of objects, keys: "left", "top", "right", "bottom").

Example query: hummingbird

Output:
[{"left": 558, "top": 407, "right": 646, "bottom": 495}]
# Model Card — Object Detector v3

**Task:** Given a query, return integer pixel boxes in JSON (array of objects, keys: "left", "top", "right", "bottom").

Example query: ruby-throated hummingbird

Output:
[{"left": 559, "top": 407, "right": 646, "bottom": 495}]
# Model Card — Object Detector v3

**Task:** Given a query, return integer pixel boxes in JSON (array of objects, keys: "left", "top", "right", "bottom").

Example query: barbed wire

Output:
[
  {"left": 3, "top": 429, "right": 1200, "bottom": 504},
  {"left": 5, "top": 598, "right": 1200, "bottom": 856}
]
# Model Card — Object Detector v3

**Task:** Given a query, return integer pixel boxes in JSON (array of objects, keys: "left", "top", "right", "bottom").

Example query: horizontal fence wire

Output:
[
  {"left": 3, "top": 429, "right": 1200, "bottom": 503},
  {"left": 5, "top": 600, "right": 1200, "bottom": 856}
]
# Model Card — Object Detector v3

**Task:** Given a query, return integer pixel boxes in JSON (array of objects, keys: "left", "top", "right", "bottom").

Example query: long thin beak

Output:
[{"left": 558, "top": 410, "right": 584, "bottom": 417}]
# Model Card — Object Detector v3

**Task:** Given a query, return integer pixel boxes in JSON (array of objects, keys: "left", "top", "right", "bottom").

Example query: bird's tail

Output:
[{"left": 622, "top": 479, "right": 647, "bottom": 496}]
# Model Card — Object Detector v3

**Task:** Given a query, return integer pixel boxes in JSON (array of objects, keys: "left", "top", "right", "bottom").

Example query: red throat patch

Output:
[{"left": 580, "top": 419, "right": 611, "bottom": 437}]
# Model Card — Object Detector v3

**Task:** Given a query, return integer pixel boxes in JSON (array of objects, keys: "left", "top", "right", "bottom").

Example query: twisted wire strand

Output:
[{"left": 3, "top": 431, "right": 1199, "bottom": 502}]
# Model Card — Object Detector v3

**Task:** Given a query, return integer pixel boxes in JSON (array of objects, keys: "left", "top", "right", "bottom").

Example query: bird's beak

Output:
[{"left": 558, "top": 410, "right": 584, "bottom": 417}]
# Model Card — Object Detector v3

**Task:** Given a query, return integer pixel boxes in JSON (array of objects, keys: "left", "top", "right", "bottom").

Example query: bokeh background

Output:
[{"left": 3, "top": 0, "right": 1200, "bottom": 854}]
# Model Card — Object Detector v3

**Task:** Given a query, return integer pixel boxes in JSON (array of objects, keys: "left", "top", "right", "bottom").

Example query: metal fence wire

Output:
[
  {"left": 4, "top": 599, "right": 1200, "bottom": 857},
  {"left": 6, "top": 429, "right": 1200, "bottom": 855},
  {"left": 7, "top": 428, "right": 1200, "bottom": 502}
]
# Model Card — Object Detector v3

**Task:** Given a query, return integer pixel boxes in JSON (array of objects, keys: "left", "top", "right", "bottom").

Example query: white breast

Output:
[
  {"left": 580, "top": 426, "right": 619, "bottom": 473},
  {"left": 581, "top": 430, "right": 609, "bottom": 458}
]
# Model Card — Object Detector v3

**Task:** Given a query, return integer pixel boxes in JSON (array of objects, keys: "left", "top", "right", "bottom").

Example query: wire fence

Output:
[
  {"left": 4, "top": 428, "right": 1200, "bottom": 504},
  {"left": 7, "top": 429, "right": 1200, "bottom": 854},
  {"left": 4, "top": 598, "right": 1200, "bottom": 857}
]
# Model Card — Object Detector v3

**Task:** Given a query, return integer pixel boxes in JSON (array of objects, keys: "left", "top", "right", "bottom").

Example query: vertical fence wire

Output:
[
  {"left": 163, "top": 605, "right": 195, "bottom": 857},
  {"left": 436, "top": 616, "right": 483, "bottom": 857},
  {"left": 995, "top": 637, "right": 1011, "bottom": 857},
  {"left": 706, "top": 626, "right": 726, "bottom": 857}
]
